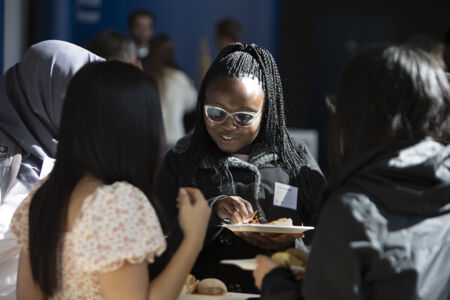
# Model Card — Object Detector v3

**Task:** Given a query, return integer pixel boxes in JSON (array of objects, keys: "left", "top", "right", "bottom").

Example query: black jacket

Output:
[
  {"left": 261, "top": 138, "right": 450, "bottom": 300},
  {"left": 154, "top": 135, "right": 324, "bottom": 293}
]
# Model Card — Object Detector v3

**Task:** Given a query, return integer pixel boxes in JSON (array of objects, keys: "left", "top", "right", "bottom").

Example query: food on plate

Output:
[
  {"left": 242, "top": 211, "right": 293, "bottom": 227},
  {"left": 196, "top": 278, "right": 228, "bottom": 295},
  {"left": 180, "top": 275, "right": 227, "bottom": 296},
  {"left": 271, "top": 248, "right": 306, "bottom": 267},
  {"left": 180, "top": 274, "right": 199, "bottom": 294},
  {"left": 244, "top": 211, "right": 263, "bottom": 224},
  {"left": 266, "top": 218, "right": 293, "bottom": 227}
]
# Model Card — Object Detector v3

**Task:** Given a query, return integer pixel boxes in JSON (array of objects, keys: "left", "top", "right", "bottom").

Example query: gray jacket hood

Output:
[{"left": 326, "top": 138, "right": 450, "bottom": 216}]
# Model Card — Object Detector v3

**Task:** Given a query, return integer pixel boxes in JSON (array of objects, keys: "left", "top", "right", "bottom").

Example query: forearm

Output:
[
  {"left": 147, "top": 238, "right": 201, "bottom": 300},
  {"left": 17, "top": 252, "right": 45, "bottom": 300}
]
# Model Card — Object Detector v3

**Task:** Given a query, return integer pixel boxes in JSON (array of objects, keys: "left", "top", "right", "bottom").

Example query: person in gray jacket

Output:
[{"left": 254, "top": 45, "right": 450, "bottom": 299}]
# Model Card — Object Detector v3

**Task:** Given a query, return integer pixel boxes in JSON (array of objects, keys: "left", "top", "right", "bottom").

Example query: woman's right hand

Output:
[
  {"left": 177, "top": 188, "right": 211, "bottom": 246},
  {"left": 253, "top": 255, "right": 279, "bottom": 290},
  {"left": 212, "top": 196, "right": 253, "bottom": 224}
]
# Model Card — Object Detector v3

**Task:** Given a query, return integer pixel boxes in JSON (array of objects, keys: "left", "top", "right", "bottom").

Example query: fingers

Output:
[
  {"left": 294, "top": 271, "right": 305, "bottom": 280},
  {"left": 216, "top": 200, "right": 236, "bottom": 220},
  {"left": 229, "top": 197, "right": 253, "bottom": 223},
  {"left": 253, "top": 255, "right": 277, "bottom": 290},
  {"left": 221, "top": 205, "right": 235, "bottom": 218},
  {"left": 213, "top": 196, "right": 254, "bottom": 223},
  {"left": 252, "top": 269, "right": 262, "bottom": 290},
  {"left": 237, "top": 232, "right": 298, "bottom": 250},
  {"left": 176, "top": 188, "right": 189, "bottom": 207},
  {"left": 243, "top": 200, "right": 254, "bottom": 216},
  {"left": 292, "top": 233, "right": 305, "bottom": 239},
  {"left": 182, "top": 187, "right": 206, "bottom": 205},
  {"left": 234, "top": 198, "right": 252, "bottom": 219},
  {"left": 238, "top": 232, "right": 274, "bottom": 249},
  {"left": 255, "top": 254, "right": 267, "bottom": 264},
  {"left": 263, "top": 233, "right": 303, "bottom": 242},
  {"left": 253, "top": 255, "right": 266, "bottom": 290},
  {"left": 285, "top": 248, "right": 309, "bottom": 261},
  {"left": 230, "top": 210, "right": 244, "bottom": 224},
  {"left": 235, "top": 231, "right": 250, "bottom": 238}
]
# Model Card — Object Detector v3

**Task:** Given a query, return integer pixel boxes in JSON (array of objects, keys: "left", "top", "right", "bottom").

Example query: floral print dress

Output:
[{"left": 11, "top": 181, "right": 166, "bottom": 299}]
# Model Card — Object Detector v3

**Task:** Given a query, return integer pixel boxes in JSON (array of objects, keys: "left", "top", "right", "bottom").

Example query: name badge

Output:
[{"left": 273, "top": 182, "right": 298, "bottom": 210}]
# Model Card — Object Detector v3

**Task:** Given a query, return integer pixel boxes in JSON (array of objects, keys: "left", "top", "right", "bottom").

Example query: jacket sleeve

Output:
[
  {"left": 152, "top": 150, "right": 184, "bottom": 277},
  {"left": 155, "top": 150, "right": 181, "bottom": 224},
  {"left": 295, "top": 142, "right": 326, "bottom": 241},
  {"left": 261, "top": 267, "right": 304, "bottom": 300},
  {"left": 154, "top": 151, "right": 223, "bottom": 246},
  {"left": 302, "top": 192, "right": 384, "bottom": 300}
]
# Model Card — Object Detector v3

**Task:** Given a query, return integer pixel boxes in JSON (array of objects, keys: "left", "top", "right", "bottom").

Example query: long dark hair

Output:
[
  {"left": 185, "top": 43, "right": 308, "bottom": 183},
  {"left": 143, "top": 34, "right": 176, "bottom": 87},
  {"left": 28, "top": 61, "right": 165, "bottom": 296},
  {"left": 329, "top": 45, "right": 450, "bottom": 169}
]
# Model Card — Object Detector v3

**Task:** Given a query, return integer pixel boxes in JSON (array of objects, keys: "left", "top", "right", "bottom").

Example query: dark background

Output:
[{"left": 279, "top": 0, "right": 450, "bottom": 171}]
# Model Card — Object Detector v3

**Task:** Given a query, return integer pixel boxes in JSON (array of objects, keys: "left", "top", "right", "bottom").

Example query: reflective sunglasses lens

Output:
[
  {"left": 206, "top": 107, "right": 227, "bottom": 122},
  {"left": 234, "top": 113, "right": 254, "bottom": 126}
]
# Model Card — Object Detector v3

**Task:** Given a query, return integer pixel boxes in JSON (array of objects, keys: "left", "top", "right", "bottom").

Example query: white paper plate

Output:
[
  {"left": 178, "top": 292, "right": 259, "bottom": 300},
  {"left": 220, "top": 258, "right": 305, "bottom": 273},
  {"left": 221, "top": 223, "right": 314, "bottom": 234}
]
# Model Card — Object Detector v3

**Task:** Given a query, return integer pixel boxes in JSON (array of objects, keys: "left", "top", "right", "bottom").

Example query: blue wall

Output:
[
  {"left": 0, "top": 0, "right": 3, "bottom": 73},
  {"left": 33, "top": 0, "right": 279, "bottom": 85},
  {"left": 31, "top": 0, "right": 74, "bottom": 42}
]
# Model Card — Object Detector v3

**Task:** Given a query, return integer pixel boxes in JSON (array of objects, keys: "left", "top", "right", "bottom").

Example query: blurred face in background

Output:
[
  {"left": 216, "top": 35, "right": 233, "bottom": 50},
  {"left": 204, "top": 77, "right": 264, "bottom": 154},
  {"left": 130, "top": 15, "right": 154, "bottom": 46}
]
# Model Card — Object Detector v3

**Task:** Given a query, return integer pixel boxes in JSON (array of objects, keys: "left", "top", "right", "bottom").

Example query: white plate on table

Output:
[
  {"left": 178, "top": 292, "right": 259, "bottom": 300},
  {"left": 221, "top": 223, "right": 314, "bottom": 234},
  {"left": 221, "top": 258, "right": 305, "bottom": 273}
]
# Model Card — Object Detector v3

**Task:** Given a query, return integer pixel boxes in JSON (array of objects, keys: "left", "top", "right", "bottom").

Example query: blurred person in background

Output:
[
  {"left": 191, "top": 18, "right": 245, "bottom": 134},
  {"left": 128, "top": 9, "right": 155, "bottom": 60},
  {"left": 143, "top": 34, "right": 197, "bottom": 147},
  {"left": 87, "top": 29, "right": 141, "bottom": 69},
  {"left": 215, "top": 17, "right": 243, "bottom": 50},
  {"left": 0, "top": 40, "right": 102, "bottom": 300}
]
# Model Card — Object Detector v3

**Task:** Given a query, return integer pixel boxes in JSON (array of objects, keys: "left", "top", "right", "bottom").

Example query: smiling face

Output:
[{"left": 204, "top": 77, "right": 264, "bottom": 153}]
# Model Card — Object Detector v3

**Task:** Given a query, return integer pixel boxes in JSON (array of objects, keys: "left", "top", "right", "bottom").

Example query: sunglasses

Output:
[{"left": 204, "top": 105, "right": 262, "bottom": 127}]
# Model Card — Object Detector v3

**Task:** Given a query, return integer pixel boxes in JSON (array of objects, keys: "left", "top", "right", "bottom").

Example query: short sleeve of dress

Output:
[
  {"left": 72, "top": 182, "right": 167, "bottom": 273},
  {"left": 10, "top": 179, "right": 47, "bottom": 253},
  {"left": 10, "top": 195, "right": 31, "bottom": 252}
]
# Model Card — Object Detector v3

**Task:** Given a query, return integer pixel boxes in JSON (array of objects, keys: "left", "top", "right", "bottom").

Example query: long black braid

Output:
[{"left": 183, "top": 43, "right": 309, "bottom": 189}]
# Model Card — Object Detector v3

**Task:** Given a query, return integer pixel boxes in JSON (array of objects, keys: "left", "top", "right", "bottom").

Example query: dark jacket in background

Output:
[
  {"left": 154, "top": 134, "right": 324, "bottom": 293},
  {"left": 261, "top": 138, "right": 450, "bottom": 300}
]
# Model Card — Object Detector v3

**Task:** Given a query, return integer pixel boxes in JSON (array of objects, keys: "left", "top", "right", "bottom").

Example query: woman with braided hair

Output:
[{"left": 154, "top": 43, "right": 324, "bottom": 292}]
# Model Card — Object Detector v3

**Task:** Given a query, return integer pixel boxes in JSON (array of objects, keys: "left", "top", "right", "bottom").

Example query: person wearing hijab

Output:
[{"left": 0, "top": 40, "right": 103, "bottom": 300}]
